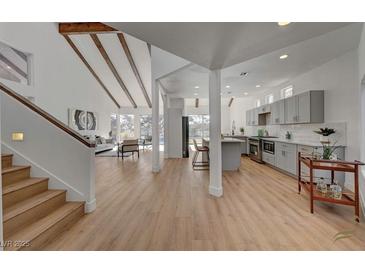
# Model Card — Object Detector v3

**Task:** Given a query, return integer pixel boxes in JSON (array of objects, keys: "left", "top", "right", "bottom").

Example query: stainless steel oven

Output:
[
  {"left": 249, "top": 138, "right": 263, "bottom": 163},
  {"left": 263, "top": 140, "right": 275, "bottom": 154}
]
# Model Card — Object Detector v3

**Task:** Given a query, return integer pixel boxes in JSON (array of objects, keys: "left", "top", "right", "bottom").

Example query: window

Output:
[
  {"left": 188, "top": 115, "right": 210, "bottom": 144},
  {"left": 110, "top": 114, "right": 118, "bottom": 143},
  {"left": 140, "top": 114, "right": 164, "bottom": 144},
  {"left": 140, "top": 115, "right": 152, "bottom": 139},
  {"left": 256, "top": 99, "right": 261, "bottom": 107},
  {"left": 265, "top": 94, "right": 274, "bottom": 104},
  {"left": 120, "top": 114, "right": 135, "bottom": 139},
  {"left": 0, "top": 41, "right": 31, "bottom": 85},
  {"left": 281, "top": 85, "right": 293, "bottom": 99}
]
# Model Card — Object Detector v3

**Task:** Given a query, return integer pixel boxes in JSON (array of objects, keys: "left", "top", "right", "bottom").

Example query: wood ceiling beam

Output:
[
  {"left": 59, "top": 23, "right": 119, "bottom": 35},
  {"left": 228, "top": 97, "right": 234, "bottom": 107},
  {"left": 90, "top": 34, "right": 137, "bottom": 108},
  {"left": 11, "top": 47, "right": 28, "bottom": 62},
  {"left": 117, "top": 33, "right": 152, "bottom": 108},
  {"left": 0, "top": 53, "right": 27, "bottom": 79},
  {"left": 195, "top": 98, "right": 199, "bottom": 108},
  {"left": 62, "top": 34, "right": 121, "bottom": 109}
]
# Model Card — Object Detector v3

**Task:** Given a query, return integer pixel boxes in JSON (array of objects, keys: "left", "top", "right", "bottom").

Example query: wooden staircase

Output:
[{"left": 1, "top": 153, "right": 84, "bottom": 250}]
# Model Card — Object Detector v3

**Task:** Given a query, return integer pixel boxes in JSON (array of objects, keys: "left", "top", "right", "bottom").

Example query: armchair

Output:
[{"left": 118, "top": 139, "right": 139, "bottom": 159}]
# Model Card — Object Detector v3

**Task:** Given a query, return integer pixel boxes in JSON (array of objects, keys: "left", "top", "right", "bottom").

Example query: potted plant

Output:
[
  {"left": 239, "top": 127, "right": 245, "bottom": 135},
  {"left": 313, "top": 128, "right": 336, "bottom": 144}
]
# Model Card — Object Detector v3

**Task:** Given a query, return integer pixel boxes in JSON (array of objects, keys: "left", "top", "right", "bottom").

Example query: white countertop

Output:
[
  {"left": 259, "top": 137, "right": 346, "bottom": 147},
  {"left": 203, "top": 138, "right": 246, "bottom": 143}
]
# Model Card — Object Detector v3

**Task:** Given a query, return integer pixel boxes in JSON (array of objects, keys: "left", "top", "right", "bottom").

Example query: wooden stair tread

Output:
[
  {"left": 1, "top": 165, "right": 30, "bottom": 175},
  {"left": 1, "top": 153, "right": 13, "bottom": 157},
  {"left": 3, "top": 189, "right": 66, "bottom": 222},
  {"left": 3, "top": 177, "right": 49, "bottom": 195},
  {"left": 5, "top": 202, "right": 84, "bottom": 251}
]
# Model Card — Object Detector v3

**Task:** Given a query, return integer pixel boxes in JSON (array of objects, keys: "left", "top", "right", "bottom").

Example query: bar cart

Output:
[{"left": 298, "top": 152, "right": 364, "bottom": 222}]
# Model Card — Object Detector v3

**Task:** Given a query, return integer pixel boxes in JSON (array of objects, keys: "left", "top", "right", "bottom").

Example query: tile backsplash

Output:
[{"left": 248, "top": 122, "right": 347, "bottom": 145}]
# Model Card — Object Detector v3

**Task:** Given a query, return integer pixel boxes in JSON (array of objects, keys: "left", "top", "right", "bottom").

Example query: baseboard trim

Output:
[
  {"left": 85, "top": 199, "right": 96, "bottom": 213},
  {"left": 209, "top": 185, "right": 223, "bottom": 197}
]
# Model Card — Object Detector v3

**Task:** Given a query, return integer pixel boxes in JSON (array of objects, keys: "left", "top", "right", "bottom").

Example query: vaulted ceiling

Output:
[{"left": 59, "top": 23, "right": 152, "bottom": 109}]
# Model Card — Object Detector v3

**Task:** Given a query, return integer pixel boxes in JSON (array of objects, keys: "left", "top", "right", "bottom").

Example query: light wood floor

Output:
[{"left": 42, "top": 151, "right": 365, "bottom": 250}]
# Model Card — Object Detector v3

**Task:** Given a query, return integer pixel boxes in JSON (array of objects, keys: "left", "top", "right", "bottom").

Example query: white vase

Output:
[{"left": 320, "top": 136, "right": 330, "bottom": 144}]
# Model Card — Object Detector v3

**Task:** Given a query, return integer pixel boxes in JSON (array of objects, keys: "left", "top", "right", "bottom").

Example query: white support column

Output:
[
  {"left": 163, "top": 94, "right": 169, "bottom": 158},
  {"left": 208, "top": 69, "right": 223, "bottom": 197},
  {"left": 152, "top": 79, "right": 160, "bottom": 172}
]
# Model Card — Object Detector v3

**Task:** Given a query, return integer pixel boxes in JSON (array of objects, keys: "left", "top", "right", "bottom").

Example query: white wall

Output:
[
  {"left": 1, "top": 92, "right": 96, "bottom": 213},
  {"left": 0, "top": 23, "right": 118, "bottom": 137},
  {"left": 357, "top": 23, "right": 365, "bottom": 213},
  {"left": 229, "top": 97, "right": 255, "bottom": 135}
]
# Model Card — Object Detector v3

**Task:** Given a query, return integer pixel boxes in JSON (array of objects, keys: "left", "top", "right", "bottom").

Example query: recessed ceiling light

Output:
[
  {"left": 194, "top": 93, "right": 198, "bottom": 96},
  {"left": 7, "top": 65, "right": 11, "bottom": 69},
  {"left": 194, "top": 86, "right": 199, "bottom": 89},
  {"left": 228, "top": 91, "right": 232, "bottom": 94},
  {"left": 256, "top": 85, "right": 261, "bottom": 88},
  {"left": 226, "top": 85, "right": 230, "bottom": 88},
  {"left": 244, "top": 92, "right": 248, "bottom": 96},
  {"left": 280, "top": 54, "right": 288, "bottom": 59},
  {"left": 278, "top": 22, "right": 291, "bottom": 26}
]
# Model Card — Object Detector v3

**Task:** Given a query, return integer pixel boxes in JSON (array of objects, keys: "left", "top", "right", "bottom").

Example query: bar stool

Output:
[{"left": 192, "top": 139, "right": 209, "bottom": 170}]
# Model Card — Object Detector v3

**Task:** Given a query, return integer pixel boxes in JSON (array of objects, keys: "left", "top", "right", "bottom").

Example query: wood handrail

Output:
[{"left": 0, "top": 82, "right": 96, "bottom": 148}]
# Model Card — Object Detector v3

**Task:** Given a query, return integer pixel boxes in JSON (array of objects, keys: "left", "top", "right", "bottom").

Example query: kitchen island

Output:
[{"left": 202, "top": 137, "right": 246, "bottom": 171}]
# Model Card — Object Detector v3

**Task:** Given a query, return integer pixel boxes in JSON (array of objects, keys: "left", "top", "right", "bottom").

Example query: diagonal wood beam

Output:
[
  {"left": 11, "top": 47, "right": 28, "bottom": 62},
  {"left": 228, "top": 97, "right": 234, "bottom": 107},
  {"left": 59, "top": 23, "right": 119, "bottom": 35},
  {"left": 0, "top": 53, "right": 27, "bottom": 79},
  {"left": 91, "top": 34, "right": 137, "bottom": 108},
  {"left": 62, "top": 34, "right": 120, "bottom": 108},
  {"left": 0, "top": 63, "right": 21, "bottom": 83},
  {"left": 117, "top": 33, "right": 152, "bottom": 108},
  {"left": 195, "top": 98, "right": 199, "bottom": 108}
]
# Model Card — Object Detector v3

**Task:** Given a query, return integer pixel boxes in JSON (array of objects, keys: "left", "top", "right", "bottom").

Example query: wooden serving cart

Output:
[{"left": 298, "top": 152, "right": 364, "bottom": 222}]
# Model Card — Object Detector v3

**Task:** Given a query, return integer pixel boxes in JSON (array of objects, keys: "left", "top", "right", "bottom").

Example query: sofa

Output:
[{"left": 94, "top": 136, "right": 115, "bottom": 154}]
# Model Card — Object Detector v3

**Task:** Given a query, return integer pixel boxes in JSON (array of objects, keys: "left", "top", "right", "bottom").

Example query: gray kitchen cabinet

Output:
[
  {"left": 284, "top": 96, "right": 297, "bottom": 124},
  {"left": 262, "top": 151, "right": 275, "bottom": 166},
  {"left": 275, "top": 142, "right": 297, "bottom": 175},
  {"left": 231, "top": 136, "right": 247, "bottom": 154},
  {"left": 246, "top": 110, "right": 251, "bottom": 126},
  {"left": 258, "top": 104, "right": 271, "bottom": 114},
  {"left": 251, "top": 108, "right": 257, "bottom": 126},
  {"left": 284, "top": 90, "right": 324, "bottom": 124},
  {"left": 271, "top": 100, "right": 285, "bottom": 125},
  {"left": 297, "top": 92, "right": 311, "bottom": 123}
]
